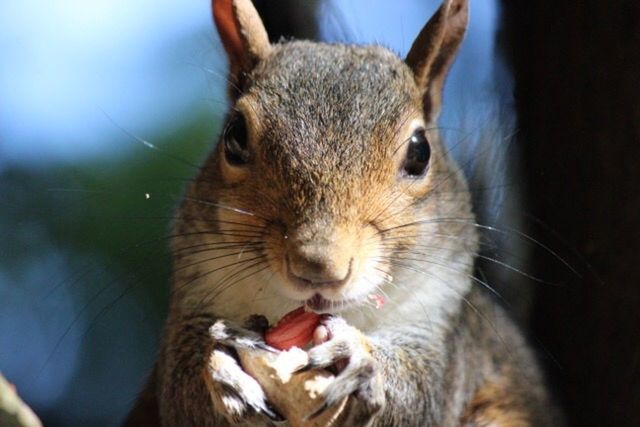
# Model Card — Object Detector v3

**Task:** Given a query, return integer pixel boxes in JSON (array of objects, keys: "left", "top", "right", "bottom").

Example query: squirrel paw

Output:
[
  {"left": 300, "top": 316, "right": 385, "bottom": 426},
  {"left": 206, "top": 319, "right": 283, "bottom": 424}
]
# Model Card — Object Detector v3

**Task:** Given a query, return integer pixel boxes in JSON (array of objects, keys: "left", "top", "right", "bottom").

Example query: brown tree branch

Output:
[{"left": 0, "top": 373, "right": 42, "bottom": 427}]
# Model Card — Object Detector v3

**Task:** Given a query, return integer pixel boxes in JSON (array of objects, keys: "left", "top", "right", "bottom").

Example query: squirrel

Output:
[{"left": 125, "top": 0, "right": 558, "bottom": 425}]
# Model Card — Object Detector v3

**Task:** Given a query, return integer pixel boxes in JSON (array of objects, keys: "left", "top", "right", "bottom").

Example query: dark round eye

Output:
[
  {"left": 403, "top": 128, "right": 431, "bottom": 177},
  {"left": 223, "top": 114, "right": 250, "bottom": 165}
]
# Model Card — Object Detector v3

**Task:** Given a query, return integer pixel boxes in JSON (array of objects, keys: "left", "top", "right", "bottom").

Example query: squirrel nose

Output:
[{"left": 286, "top": 245, "right": 352, "bottom": 287}]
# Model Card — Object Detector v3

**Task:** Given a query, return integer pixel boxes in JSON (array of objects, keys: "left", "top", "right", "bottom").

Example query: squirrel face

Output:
[
  {"left": 179, "top": 45, "right": 474, "bottom": 313},
  {"left": 174, "top": 0, "right": 477, "bottom": 319}
]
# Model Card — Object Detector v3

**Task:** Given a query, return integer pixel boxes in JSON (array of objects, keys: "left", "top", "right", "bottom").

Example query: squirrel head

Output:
[{"left": 175, "top": 0, "right": 477, "bottom": 316}]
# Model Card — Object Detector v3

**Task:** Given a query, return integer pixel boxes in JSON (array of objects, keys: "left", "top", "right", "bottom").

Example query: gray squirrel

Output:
[{"left": 125, "top": 0, "right": 558, "bottom": 425}]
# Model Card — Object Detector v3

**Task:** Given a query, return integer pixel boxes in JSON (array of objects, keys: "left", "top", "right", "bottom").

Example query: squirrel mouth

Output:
[{"left": 304, "top": 294, "right": 355, "bottom": 312}]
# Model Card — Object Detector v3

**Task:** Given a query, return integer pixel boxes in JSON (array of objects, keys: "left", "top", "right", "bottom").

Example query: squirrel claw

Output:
[
  {"left": 256, "top": 342, "right": 279, "bottom": 353},
  {"left": 206, "top": 319, "right": 281, "bottom": 424},
  {"left": 209, "top": 319, "right": 276, "bottom": 352},
  {"left": 292, "top": 362, "right": 314, "bottom": 374},
  {"left": 263, "top": 402, "right": 286, "bottom": 423},
  {"left": 302, "top": 316, "right": 385, "bottom": 425},
  {"left": 206, "top": 346, "right": 276, "bottom": 424},
  {"left": 304, "top": 401, "right": 329, "bottom": 421}
]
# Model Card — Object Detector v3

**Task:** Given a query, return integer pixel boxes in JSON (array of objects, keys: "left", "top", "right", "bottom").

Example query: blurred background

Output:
[{"left": 6, "top": 0, "right": 639, "bottom": 426}]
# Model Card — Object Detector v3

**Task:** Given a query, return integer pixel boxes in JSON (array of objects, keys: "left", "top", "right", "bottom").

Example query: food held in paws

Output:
[
  {"left": 236, "top": 308, "right": 347, "bottom": 426},
  {"left": 264, "top": 306, "right": 322, "bottom": 350}
]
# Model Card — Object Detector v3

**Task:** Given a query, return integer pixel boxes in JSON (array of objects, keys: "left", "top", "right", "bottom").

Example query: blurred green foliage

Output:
[{"left": 0, "top": 111, "right": 221, "bottom": 425}]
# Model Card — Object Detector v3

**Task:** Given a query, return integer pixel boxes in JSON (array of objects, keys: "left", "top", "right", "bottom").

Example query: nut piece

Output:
[
  {"left": 264, "top": 307, "right": 321, "bottom": 350},
  {"left": 237, "top": 347, "right": 347, "bottom": 427}
]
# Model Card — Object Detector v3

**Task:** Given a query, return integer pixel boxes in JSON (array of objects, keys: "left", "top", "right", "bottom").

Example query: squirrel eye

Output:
[
  {"left": 223, "top": 114, "right": 250, "bottom": 165},
  {"left": 402, "top": 128, "right": 431, "bottom": 177}
]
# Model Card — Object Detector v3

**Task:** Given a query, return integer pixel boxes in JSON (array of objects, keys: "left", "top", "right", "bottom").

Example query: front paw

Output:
[
  {"left": 301, "top": 316, "right": 385, "bottom": 426},
  {"left": 205, "top": 319, "right": 282, "bottom": 424}
]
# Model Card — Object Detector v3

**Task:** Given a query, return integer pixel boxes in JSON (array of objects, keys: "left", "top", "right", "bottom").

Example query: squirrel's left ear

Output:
[
  {"left": 213, "top": 0, "right": 271, "bottom": 96},
  {"left": 405, "top": 0, "right": 468, "bottom": 122}
]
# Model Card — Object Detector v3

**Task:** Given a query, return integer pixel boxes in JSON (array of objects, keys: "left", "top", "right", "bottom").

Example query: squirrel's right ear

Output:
[
  {"left": 405, "top": 0, "right": 468, "bottom": 122},
  {"left": 212, "top": 0, "right": 271, "bottom": 96}
]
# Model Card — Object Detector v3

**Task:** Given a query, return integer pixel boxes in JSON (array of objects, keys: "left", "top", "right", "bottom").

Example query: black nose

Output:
[{"left": 286, "top": 245, "right": 352, "bottom": 287}]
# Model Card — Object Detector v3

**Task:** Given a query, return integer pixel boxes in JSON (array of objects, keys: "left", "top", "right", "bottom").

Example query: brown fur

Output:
[
  {"left": 461, "top": 373, "right": 531, "bottom": 426},
  {"left": 125, "top": 0, "right": 560, "bottom": 425}
]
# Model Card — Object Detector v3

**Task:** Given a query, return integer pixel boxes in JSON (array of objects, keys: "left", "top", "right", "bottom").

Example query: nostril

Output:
[
  {"left": 288, "top": 254, "right": 324, "bottom": 278},
  {"left": 286, "top": 250, "right": 352, "bottom": 286}
]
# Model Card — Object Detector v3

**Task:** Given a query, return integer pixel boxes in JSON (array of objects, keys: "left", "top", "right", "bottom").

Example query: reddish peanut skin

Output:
[{"left": 265, "top": 307, "right": 321, "bottom": 350}]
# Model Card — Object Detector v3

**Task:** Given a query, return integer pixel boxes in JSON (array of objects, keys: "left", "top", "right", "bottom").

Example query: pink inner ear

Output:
[{"left": 213, "top": 0, "right": 244, "bottom": 66}]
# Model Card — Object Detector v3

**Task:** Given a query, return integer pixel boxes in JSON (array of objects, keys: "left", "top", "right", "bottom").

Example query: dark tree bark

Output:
[
  {"left": 501, "top": 1, "right": 640, "bottom": 425},
  {"left": 253, "top": 0, "right": 319, "bottom": 41}
]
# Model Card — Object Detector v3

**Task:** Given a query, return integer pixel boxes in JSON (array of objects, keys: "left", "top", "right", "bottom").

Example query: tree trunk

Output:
[
  {"left": 253, "top": 0, "right": 319, "bottom": 41},
  {"left": 501, "top": 1, "right": 640, "bottom": 425}
]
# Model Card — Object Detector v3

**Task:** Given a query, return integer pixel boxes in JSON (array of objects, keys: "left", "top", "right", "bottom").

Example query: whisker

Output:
[
  {"left": 377, "top": 239, "right": 551, "bottom": 285},
  {"left": 524, "top": 212, "right": 603, "bottom": 285},
  {"left": 100, "top": 108, "right": 202, "bottom": 171},
  {"left": 173, "top": 254, "right": 267, "bottom": 287},
  {"left": 193, "top": 258, "right": 271, "bottom": 314},
  {"left": 372, "top": 229, "right": 497, "bottom": 250},
  {"left": 102, "top": 215, "right": 268, "bottom": 230},
  {"left": 375, "top": 216, "right": 579, "bottom": 277},
  {"left": 372, "top": 127, "right": 475, "bottom": 225},
  {"left": 171, "top": 241, "right": 263, "bottom": 257},
  {"left": 174, "top": 248, "right": 266, "bottom": 271},
  {"left": 39, "top": 243, "right": 168, "bottom": 374},
  {"left": 181, "top": 196, "right": 270, "bottom": 222},
  {"left": 379, "top": 260, "right": 535, "bottom": 381},
  {"left": 374, "top": 254, "right": 506, "bottom": 302},
  {"left": 368, "top": 268, "right": 439, "bottom": 335}
]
